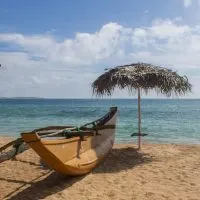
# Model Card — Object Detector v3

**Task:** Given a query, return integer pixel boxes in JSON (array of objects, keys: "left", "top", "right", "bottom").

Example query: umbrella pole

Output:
[{"left": 138, "top": 87, "right": 141, "bottom": 150}]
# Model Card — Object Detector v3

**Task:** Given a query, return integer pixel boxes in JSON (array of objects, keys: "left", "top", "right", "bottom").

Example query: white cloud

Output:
[
  {"left": 1, "top": 20, "right": 200, "bottom": 98},
  {"left": 0, "top": 23, "right": 129, "bottom": 66},
  {"left": 150, "top": 19, "right": 190, "bottom": 38},
  {"left": 184, "top": 0, "right": 192, "bottom": 7},
  {"left": 174, "top": 17, "right": 183, "bottom": 22},
  {"left": 130, "top": 19, "right": 200, "bottom": 69},
  {"left": 183, "top": 0, "right": 200, "bottom": 7}
]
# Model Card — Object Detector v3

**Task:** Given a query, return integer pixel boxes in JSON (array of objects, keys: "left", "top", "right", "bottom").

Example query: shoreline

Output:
[
  {"left": 1, "top": 137, "right": 200, "bottom": 199},
  {"left": 1, "top": 135, "right": 200, "bottom": 146}
]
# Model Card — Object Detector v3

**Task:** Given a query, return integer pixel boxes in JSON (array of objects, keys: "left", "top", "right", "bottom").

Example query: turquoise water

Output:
[{"left": 0, "top": 98, "right": 200, "bottom": 144}]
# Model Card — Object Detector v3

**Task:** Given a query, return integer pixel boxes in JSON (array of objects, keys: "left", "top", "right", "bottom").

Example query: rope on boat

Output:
[{"left": 92, "top": 122, "right": 100, "bottom": 136}]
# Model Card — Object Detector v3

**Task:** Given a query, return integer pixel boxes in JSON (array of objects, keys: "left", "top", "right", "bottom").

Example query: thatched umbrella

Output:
[{"left": 92, "top": 63, "right": 192, "bottom": 149}]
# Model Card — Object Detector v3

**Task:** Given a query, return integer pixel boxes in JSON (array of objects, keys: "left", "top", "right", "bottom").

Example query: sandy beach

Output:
[{"left": 0, "top": 137, "right": 200, "bottom": 200}]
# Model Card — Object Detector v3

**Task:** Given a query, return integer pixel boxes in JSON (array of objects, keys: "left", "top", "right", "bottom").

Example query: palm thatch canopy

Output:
[
  {"left": 92, "top": 63, "right": 192, "bottom": 150},
  {"left": 92, "top": 63, "right": 192, "bottom": 97}
]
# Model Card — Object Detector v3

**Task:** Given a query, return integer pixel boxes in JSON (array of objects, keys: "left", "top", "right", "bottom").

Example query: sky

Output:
[{"left": 0, "top": 0, "right": 200, "bottom": 98}]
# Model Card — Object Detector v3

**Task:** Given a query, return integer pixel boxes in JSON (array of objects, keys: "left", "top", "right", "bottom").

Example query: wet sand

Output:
[{"left": 1, "top": 137, "right": 200, "bottom": 200}]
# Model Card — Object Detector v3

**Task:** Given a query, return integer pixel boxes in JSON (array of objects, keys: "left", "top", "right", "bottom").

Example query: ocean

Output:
[{"left": 0, "top": 98, "right": 199, "bottom": 144}]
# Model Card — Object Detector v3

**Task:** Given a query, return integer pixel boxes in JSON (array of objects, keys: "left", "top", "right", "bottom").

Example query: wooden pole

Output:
[{"left": 138, "top": 87, "right": 141, "bottom": 150}]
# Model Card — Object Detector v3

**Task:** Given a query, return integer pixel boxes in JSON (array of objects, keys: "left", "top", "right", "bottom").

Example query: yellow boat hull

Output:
[{"left": 21, "top": 107, "right": 117, "bottom": 176}]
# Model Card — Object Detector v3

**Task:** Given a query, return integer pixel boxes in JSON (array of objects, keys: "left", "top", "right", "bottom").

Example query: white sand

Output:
[{"left": 1, "top": 137, "right": 200, "bottom": 200}]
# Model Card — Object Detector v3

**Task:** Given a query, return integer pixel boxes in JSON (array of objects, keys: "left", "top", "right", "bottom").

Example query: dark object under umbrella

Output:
[{"left": 92, "top": 63, "right": 192, "bottom": 150}]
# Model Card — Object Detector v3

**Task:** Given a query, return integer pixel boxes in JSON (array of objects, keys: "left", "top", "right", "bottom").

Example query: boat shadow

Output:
[
  {"left": 4, "top": 172, "right": 86, "bottom": 200},
  {"left": 3, "top": 147, "right": 152, "bottom": 199},
  {"left": 93, "top": 146, "right": 153, "bottom": 173}
]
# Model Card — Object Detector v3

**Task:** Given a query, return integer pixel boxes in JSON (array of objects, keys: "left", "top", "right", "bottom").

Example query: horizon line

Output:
[{"left": 0, "top": 97, "right": 200, "bottom": 100}]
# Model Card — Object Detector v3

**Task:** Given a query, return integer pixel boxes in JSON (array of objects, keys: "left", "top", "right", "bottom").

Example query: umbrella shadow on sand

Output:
[{"left": 3, "top": 147, "right": 152, "bottom": 200}]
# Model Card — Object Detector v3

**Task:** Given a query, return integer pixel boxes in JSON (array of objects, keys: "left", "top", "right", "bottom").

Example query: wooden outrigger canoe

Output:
[{"left": 19, "top": 107, "right": 118, "bottom": 176}]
